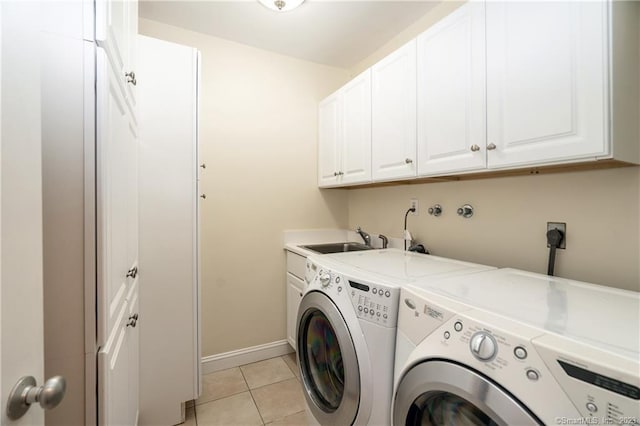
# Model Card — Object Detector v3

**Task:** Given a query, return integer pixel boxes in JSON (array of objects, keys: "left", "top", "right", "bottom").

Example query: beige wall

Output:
[
  {"left": 348, "top": 167, "right": 640, "bottom": 292},
  {"left": 346, "top": 2, "right": 640, "bottom": 292},
  {"left": 139, "top": 19, "right": 350, "bottom": 356}
]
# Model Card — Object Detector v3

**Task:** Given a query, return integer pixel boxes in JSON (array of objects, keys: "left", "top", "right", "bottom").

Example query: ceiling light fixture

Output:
[{"left": 258, "top": 0, "right": 305, "bottom": 12}]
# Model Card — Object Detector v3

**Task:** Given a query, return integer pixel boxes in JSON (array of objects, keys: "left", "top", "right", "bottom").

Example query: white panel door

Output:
[
  {"left": 96, "top": 46, "right": 138, "bottom": 426},
  {"left": 341, "top": 70, "right": 372, "bottom": 185},
  {"left": 318, "top": 92, "right": 341, "bottom": 187},
  {"left": 486, "top": 1, "right": 608, "bottom": 168},
  {"left": 96, "top": 0, "right": 128, "bottom": 73},
  {"left": 371, "top": 41, "right": 417, "bottom": 181},
  {"left": 1, "top": 2, "right": 45, "bottom": 424},
  {"left": 417, "top": 2, "right": 486, "bottom": 176}
]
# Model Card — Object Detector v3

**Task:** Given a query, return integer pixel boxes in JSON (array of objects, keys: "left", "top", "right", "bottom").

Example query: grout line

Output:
[{"left": 239, "top": 365, "right": 266, "bottom": 425}]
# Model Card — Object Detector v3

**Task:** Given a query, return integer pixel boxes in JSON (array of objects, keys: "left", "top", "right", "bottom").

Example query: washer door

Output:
[
  {"left": 297, "top": 291, "right": 360, "bottom": 425},
  {"left": 393, "top": 360, "right": 542, "bottom": 426}
]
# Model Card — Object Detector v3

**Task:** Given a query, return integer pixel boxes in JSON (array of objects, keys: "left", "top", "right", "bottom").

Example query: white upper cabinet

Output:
[
  {"left": 371, "top": 40, "right": 417, "bottom": 181},
  {"left": 318, "top": 92, "right": 342, "bottom": 187},
  {"left": 416, "top": 2, "right": 486, "bottom": 176},
  {"left": 341, "top": 70, "right": 372, "bottom": 185},
  {"left": 318, "top": 70, "right": 372, "bottom": 187},
  {"left": 486, "top": 1, "right": 608, "bottom": 168}
]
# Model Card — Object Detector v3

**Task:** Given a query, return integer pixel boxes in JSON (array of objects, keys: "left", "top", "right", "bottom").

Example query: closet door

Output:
[{"left": 96, "top": 46, "right": 139, "bottom": 426}]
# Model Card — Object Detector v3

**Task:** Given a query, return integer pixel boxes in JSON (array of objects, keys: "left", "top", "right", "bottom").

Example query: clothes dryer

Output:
[
  {"left": 297, "top": 249, "right": 494, "bottom": 425},
  {"left": 393, "top": 268, "right": 640, "bottom": 425}
]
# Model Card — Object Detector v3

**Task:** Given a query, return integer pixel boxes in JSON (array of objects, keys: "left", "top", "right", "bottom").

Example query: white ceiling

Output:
[{"left": 139, "top": 1, "right": 440, "bottom": 69}]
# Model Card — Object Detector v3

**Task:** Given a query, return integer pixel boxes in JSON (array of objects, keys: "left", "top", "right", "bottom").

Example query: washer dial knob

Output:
[
  {"left": 470, "top": 332, "right": 497, "bottom": 361},
  {"left": 319, "top": 273, "right": 331, "bottom": 287}
]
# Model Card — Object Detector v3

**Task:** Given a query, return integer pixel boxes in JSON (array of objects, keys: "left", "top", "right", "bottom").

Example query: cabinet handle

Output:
[
  {"left": 126, "top": 266, "right": 138, "bottom": 279},
  {"left": 125, "top": 71, "right": 137, "bottom": 86},
  {"left": 333, "top": 172, "right": 338, "bottom": 177},
  {"left": 470, "top": 144, "right": 480, "bottom": 152},
  {"left": 200, "top": 194, "right": 207, "bottom": 199},
  {"left": 405, "top": 158, "right": 413, "bottom": 164},
  {"left": 200, "top": 163, "right": 206, "bottom": 169},
  {"left": 487, "top": 143, "right": 497, "bottom": 151},
  {"left": 338, "top": 171, "right": 344, "bottom": 176}
]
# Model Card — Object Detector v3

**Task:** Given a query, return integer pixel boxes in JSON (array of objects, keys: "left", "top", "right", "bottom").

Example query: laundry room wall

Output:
[
  {"left": 139, "top": 19, "right": 350, "bottom": 356},
  {"left": 344, "top": 2, "right": 640, "bottom": 292}
]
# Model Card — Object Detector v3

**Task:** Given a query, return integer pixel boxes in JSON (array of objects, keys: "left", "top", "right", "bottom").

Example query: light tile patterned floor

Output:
[{"left": 183, "top": 353, "right": 311, "bottom": 426}]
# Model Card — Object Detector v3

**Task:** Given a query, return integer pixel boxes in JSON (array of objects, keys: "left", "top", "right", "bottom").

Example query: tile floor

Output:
[{"left": 182, "top": 353, "right": 311, "bottom": 426}]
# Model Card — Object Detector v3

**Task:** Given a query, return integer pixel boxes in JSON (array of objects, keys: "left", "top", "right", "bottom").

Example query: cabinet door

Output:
[
  {"left": 97, "top": 48, "right": 132, "bottom": 340},
  {"left": 318, "top": 92, "right": 341, "bottom": 187},
  {"left": 287, "top": 274, "right": 304, "bottom": 350},
  {"left": 97, "top": 47, "right": 138, "bottom": 426},
  {"left": 126, "top": 281, "right": 139, "bottom": 425},
  {"left": 416, "top": 3, "right": 486, "bottom": 176},
  {"left": 341, "top": 70, "right": 372, "bottom": 185},
  {"left": 372, "top": 41, "right": 417, "bottom": 181},
  {"left": 96, "top": 0, "right": 138, "bottom": 117},
  {"left": 486, "top": 1, "right": 608, "bottom": 168}
]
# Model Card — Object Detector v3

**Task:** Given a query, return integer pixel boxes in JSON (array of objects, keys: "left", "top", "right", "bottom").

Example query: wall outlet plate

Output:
[
  {"left": 547, "top": 222, "right": 566, "bottom": 249},
  {"left": 409, "top": 199, "right": 418, "bottom": 215}
]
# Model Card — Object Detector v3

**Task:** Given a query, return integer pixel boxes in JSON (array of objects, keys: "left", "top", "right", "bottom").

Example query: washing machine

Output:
[
  {"left": 296, "top": 249, "right": 495, "bottom": 425},
  {"left": 393, "top": 268, "right": 640, "bottom": 425}
]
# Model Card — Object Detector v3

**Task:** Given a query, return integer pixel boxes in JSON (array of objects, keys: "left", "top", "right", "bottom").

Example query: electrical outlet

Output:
[
  {"left": 546, "top": 222, "right": 567, "bottom": 249},
  {"left": 409, "top": 199, "right": 418, "bottom": 215}
]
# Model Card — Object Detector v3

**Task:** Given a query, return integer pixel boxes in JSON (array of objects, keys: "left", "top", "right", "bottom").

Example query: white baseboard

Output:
[{"left": 201, "top": 340, "right": 294, "bottom": 375}]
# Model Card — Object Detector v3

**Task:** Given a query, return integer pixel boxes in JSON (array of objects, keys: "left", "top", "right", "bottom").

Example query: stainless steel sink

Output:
[{"left": 301, "top": 242, "right": 373, "bottom": 254}]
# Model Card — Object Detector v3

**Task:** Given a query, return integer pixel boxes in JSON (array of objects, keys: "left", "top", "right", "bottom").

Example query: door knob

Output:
[
  {"left": 200, "top": 163, "right": 206, "bottom": 169},
  {"left": 6, "top": 376, "right": 66, "bottom": 419},
  {"left": 405, "top": 158, "right": 413, "bottom": 164},
  {"left": 127, "top": 314, "right": 138, "bottom": 328},
  {"left": 470, "top": 144, "right": 480, "bottom": 152},
  {"left": 200, "top": 194, "right": 206, "bottom": 199},
  {"left": 486, "top": 143, "right": 497, "bottom": 150}
]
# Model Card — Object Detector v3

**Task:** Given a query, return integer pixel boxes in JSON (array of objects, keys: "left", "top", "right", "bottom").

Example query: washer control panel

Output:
[
  {"left": 309, "top": 264, "right": 399, "bottom": 328},
  {"left": 347, "top": 280, "right": 399, "bottom": 328}
]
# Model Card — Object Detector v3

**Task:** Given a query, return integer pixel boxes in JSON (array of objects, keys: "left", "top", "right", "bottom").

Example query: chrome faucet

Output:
[
  {"left": 378, "top": 234, "right": 388, "bottom": 249},
  {"left": 356, "top": 227, "right": 371, "bottom": 247}
]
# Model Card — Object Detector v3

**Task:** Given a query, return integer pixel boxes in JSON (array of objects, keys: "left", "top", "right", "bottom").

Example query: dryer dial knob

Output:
[
  {"left": 319, "top": 273, "right": 331, "bottom": 287},
  {"left": 470, "top": 332, "right": 497, "bottom": 361}
]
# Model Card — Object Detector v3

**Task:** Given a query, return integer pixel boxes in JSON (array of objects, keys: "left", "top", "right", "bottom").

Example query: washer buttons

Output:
[
  {"left": 586, "top": 403, "right": 598, "bottom": 413},
  {"left": 526, "top": 369, "right": 539, "bottom": 381},
  {"left": 370, "top": 310, "right": 375, "bottom": 316},
  {"left": 385, "top": 290, "right": 391, "bottom": 297},
  {"left": 335, "top": 276, "right": 341, "bottom": 283},
  {"left": 364, "top": 308, "right": 368, "bottom": 314},
  {"left": 444, "top": 331, "right": 451, "bottom": 340},
  {"left": 376, "top": 312, "right": 380, "bottom": 317},
  {"left": 454, "top": 321, "right": 463, "bottom": 332},
  {"left": 514, "top": 346, "right": 527, "bottom": 360},
  {"left": 358, "top": 306, "right": 363, "bottom": 311},
  {"left": 372, "top": 288, "right": 377, "bottom": 294},
  {"left": 383, "top": 314, "right": 388, "bottom": 319}
]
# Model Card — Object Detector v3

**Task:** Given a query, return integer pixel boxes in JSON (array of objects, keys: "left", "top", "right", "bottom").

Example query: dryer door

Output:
[
  {"left": 393, "top": 360, "right": 542, "bottom": 426},
  {"left": 297, "top": 291, "right": 360, "bottom": 425}
]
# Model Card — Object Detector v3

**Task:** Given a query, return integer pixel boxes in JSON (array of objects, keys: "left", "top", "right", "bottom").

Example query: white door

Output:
[
  {"left": 486, "top": 1, "right": 608, "bottom": 168},
  {"left": 371, "top": 41, "right": 417, "bottom": 182},
  {"left": 416, "top": 2, "right": 486, "bottom": 176},
  {"left": 1, "top": 2, "right": 45, "bottom": 424},
  {"left": 341, "top": 70, "right": 372, "bottom": 185}
]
